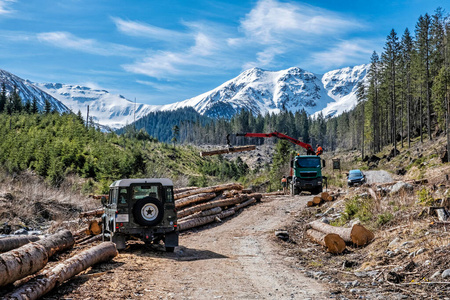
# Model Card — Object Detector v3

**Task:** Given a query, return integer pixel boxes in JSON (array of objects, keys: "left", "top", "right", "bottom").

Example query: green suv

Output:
[{"left": 102, "top": 178, "right": 178, "bottom": 252}]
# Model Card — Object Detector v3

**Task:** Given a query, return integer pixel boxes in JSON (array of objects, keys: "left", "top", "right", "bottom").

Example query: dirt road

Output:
[{"left": 44, "top": 195, "right": 328, "bottom": 300}]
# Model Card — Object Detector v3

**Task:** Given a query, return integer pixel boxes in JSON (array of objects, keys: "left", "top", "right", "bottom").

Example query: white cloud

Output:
[
  {"left": 310, "top": 39, "right": 380, "bottom": 70},
  {"left": 112, "top": 17, "right": 188, "bottom": 42},
  {"left": 240, "top": 0, "right": 362, "bottom": 45},
  {"left": 37, "top": 31, "right": 140, "bottom": 57},
  {"left": 0, "top": 0, "right": 15, "bottom": 15}
]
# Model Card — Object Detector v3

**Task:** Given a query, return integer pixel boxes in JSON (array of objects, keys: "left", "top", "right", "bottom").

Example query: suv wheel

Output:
[{"left": 133, "top": 197, "right": 164, "bottom": 226}]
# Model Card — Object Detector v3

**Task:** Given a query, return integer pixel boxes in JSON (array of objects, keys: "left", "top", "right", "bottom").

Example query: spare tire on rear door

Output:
[{"left": 133, "top": 197, "right": 164, "bottom": 226}]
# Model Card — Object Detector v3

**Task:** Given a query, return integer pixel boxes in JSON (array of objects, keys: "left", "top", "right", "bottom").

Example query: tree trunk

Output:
[
  {"left": 177, "top": 195, "right": 248, "bottom": 218},
  {"left": 306, "top": 229, "right": 346, "bottom": 254},
  {"left": 200, "top": 145, "right": 256, "bottom": 157},
  {"left": 234, "top": 198, "right": 257, "bottom": 211},
  {"left": 312, "top": 197, "right": 322, "bottom": 205},
  {"left": 175, "top": 192, "right": 217, "bottom": 209},
  {"left": 174, "top": 183, "right": 243, "bottom": 200},
  {"left": 307, "top": 201, "right": 314, "bottom": 207},
  {"left": 5, "top": 242, "right": 117, "bottom": 300},
  {"left": 309, "top": 221, "right": 374, "bottom": 247},
  {"left": 0, "top": 230, "right": 74, "bottom": 286},
  {"left": 77, "top": 234, "right": 102, "bottom": 246},
  {"left": 178, "top": 209, "right": 235, "bottom": 231},
  {"left": 320, "top": 192, "right": 330, "bottom": 201},
  {"left": 173, "top": 187, "right": 198, "bottom": 194},
  {"left": 179, "top": 207, "right": 222, "bottom": 222},
  {"left": 0, "top": 236, "right": 40, "bottom": 253}
]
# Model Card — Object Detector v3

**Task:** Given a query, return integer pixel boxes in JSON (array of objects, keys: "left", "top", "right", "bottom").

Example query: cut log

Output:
[
  {"left": 0, "top": 235, "right": 40, "bottom": 253},
  {"left": 177, "top": 195, "right": 248, "bottom": 218},
  {"left": 313, "top": 196, "right": 322, "bottom": 205},
  {"left": 306, "top": 229, "right": 346, "bottom": 254},
  {"left": 174, "top": 183, "right": 243, "bottom": 200},
  {"left": 247, "top": 193, "right": 262, "bottom": 201},
  {"left": 307, "top": 200, "right": 314, "bottom": 207},
  {"left": 0, "top": 230, "right": 74, "bottom": 286},
  {"left": 77, "top": 234, "right": 102, "bottom": 246},
  {"left": 262, "top": 191, "right": 284, "bottom": 196},
  {"left": 79, "top": 208, "right": 104, "bottom": 218},
  {"left": 87, "top": 220, "right": 102, "bottom": 235},
  {"left": 175, "top": 192, "right": 217, "bottom": 209},
  {"left": 178, "top": 209, "right": 235, "bottom": 231},
  {"left": 179, "top": 207, "right": 223, "bottom": 221},
  {"left": 326, "top": 195, "right": 334, "bottom": 201},
  {"left": 241, "top": 188, "right": 253, "bottom": 194},
  {"left": 309, "top": 221, "right": 374, "bottom": 247},
  {"left": 234, "top": 197, "right": 256, "bottom": 211},
  {"left": 173, "top": 186, "right": 198, "bottom": 194},
  {"left": 321, "top": 192, "right": 330, "bottom": 201},
  {"left": 5, "top": 242, "right": 117, "bottom": 300},
  {"left": 200, "top": 145, "right": 256, "bottom": 157}
]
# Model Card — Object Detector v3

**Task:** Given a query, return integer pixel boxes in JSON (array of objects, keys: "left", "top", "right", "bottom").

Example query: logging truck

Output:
[
  {"left": 102, "top": 178, "right": 178, "bottom": 252},
  {"left": 232, "top": 132, "right": 325, "bottom": 195}
]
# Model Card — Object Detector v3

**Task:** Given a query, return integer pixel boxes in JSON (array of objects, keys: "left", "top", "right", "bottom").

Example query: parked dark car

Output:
[{"left": 347, "top": 169, "right": 366, "bottom": 187}]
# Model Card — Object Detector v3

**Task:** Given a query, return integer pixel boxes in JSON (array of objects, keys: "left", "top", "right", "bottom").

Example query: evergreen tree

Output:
[
  {"left": 0, "top": 83, "right": 6, "bottom": 113},
  {"left": 400, "top": 28, "right": 414, "bottom": 147},
  {"left": 31, "top": 97, "right": 39, "bottom": 114},
  {"left": 415, "top": 14, "right": 432, "bottom": 140},
  {"left": 368, "top": 51, "right": 381, "bottom": 153},
  {"left": 44, "top": 99, "right": 52, "bottom": 114},
  {"left": 171, "top": 125, "right": 179, "bottom": 147}
]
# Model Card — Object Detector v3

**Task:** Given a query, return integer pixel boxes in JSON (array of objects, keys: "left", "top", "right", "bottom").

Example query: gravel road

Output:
[{"left": 44, "top": 195, "right": 329, "bottom": 300}]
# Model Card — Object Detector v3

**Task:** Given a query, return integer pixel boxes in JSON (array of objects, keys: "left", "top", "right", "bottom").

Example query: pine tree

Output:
[
  {"left": 415, "top": 14, "right": 432, "bottom": 140},
  {"left": 31, "top": 97, "right": 39, "bottom": 114},
  {"left": 368, "top": 51, "right": 381, "bottom": 153},
  {"left": 0, "top": 83, "right": 6, "bottom": 113},
  {"left": 382, "top": 29, "right": 401, "bottom": 155},
  {"left": 400, "top": 28, "right": 414, "bottom": 147},
  {"left": 44, "top": 98, "right": 52, "bottom": 114}
]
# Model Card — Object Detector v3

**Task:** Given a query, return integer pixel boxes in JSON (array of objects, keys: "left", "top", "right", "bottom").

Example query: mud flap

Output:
[{"left": 164, "top": 231, "right": 179, "bottom": 247}]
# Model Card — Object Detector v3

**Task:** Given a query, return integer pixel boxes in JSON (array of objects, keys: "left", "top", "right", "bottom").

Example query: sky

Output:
[{"left": 0, "top": 0, "right": 447, "bottom": 105}]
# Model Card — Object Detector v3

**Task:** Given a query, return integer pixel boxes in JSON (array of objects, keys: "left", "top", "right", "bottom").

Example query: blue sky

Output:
[{"left": 0, "top": 0, "right": 447, "bottom": 105}]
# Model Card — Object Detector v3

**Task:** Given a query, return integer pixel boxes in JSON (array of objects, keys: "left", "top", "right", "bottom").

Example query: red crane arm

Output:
[{"left": 235, "top": 131, "right": 315, "bottom": 154}]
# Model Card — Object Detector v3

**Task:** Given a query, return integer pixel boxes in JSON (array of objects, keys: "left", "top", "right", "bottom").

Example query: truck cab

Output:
[
  {"left": 290, "top": 155, "right": 325, "bottom": 195},
  {"left": 102, "top": 178, "right": 178, "bottom": 252}
]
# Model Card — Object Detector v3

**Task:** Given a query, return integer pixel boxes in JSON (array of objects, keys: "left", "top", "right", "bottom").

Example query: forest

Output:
[{"left": 124, "top": 7, "right": 450, "bottom": 159}]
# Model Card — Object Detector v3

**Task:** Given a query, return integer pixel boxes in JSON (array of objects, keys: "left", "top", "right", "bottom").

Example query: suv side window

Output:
[
  {"left": 109, "top": 188, "right": 118, "bottom": 205},
  {"left": 165, "top": 187, "right": 174, "bottom": 203}
]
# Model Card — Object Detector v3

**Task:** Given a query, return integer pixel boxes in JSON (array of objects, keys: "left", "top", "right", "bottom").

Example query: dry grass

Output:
[{"left": 0, "top": 170, "right": 99, "bottom": 233}]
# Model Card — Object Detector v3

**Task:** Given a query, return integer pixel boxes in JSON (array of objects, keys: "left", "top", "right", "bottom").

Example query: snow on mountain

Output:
[
  {"left": 1, "top": 64, "right": 369, "bottom": 130},
  {"left": 35, "top": 83, "right": 161, "bottom": 129},
  {"left": 0, "top": 69, "right": 69, "bottom": 113},
  {"left": 158, "top": 67, "right": 333, "bottom": 118},
  {"left": 315, "top": 64, "right": 370, "bottom": 118}
]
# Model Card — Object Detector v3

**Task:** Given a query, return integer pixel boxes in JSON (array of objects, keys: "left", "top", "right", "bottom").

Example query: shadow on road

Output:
[{"left": 120, "top": 242, "right": 228, "bottom": 261}]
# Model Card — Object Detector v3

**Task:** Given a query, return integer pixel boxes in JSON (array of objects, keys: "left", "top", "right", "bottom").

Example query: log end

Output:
[
  {"left": 350, "top": 224, "right": 375, "bottom": 247},
  {"left": 324, "top": 233, "right": 346, "bottom": 254},
  {"left": 307, "top": 200, "right": 314, "bottom": 207}
]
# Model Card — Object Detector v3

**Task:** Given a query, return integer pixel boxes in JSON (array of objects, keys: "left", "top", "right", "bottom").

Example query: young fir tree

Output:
[{"left": 31, "top": 97, "right": 39, "bottom": 114}]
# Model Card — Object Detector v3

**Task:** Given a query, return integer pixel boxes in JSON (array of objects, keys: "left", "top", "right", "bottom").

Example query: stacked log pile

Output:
[
  {"left": 307, "top": 192, "right": 336, "bottom": 207},
  {"left": 306, "top": 221, "right": 374, "bottom": 254},
  {"left": 174, "top": 183, "right": 263, "bottom": 231}
]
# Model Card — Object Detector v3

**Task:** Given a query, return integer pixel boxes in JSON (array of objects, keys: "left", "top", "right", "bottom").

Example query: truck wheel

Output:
[{"left": 133, "top": 197, "right": 164, "bottom": 226}]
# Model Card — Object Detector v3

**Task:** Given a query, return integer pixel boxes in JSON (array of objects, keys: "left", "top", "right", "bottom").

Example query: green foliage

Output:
[
  {"left": 416, "top": 187, "right": 434, "bottom": 206},
  {"left": 339, "top": 195, "right": 373, "bottom": 224},
  {"left": 377, "top": 212, "right": 394, "bottom": 226}
]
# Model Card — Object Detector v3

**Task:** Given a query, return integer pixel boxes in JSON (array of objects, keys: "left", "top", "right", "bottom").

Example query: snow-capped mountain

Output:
[
  {"left": 35, "top": 83, "right": 160, "bottom": 129},
  {"left": 158, "top": 67, "right": 332, "bottom": 118},
  {"left": 2, "top": 64, "right": 369, "bottom": 129},
  {"left": 158, "top": 64, "right": 369, "bottom": 119},
  {"left": 316, "top": 64, "right": 370, "bottom": 118},
  {"left": 0, "top": 69, "right": 69, "bottom": 113}
]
